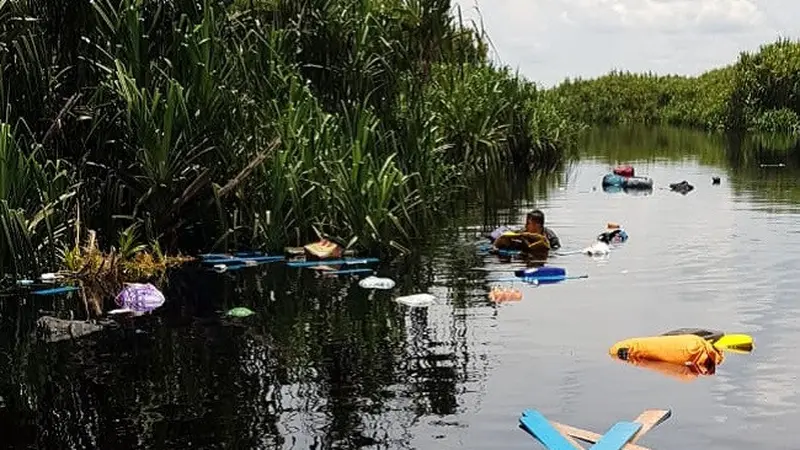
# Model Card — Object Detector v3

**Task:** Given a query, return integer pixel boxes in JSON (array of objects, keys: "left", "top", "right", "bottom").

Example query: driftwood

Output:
[{"left": 35, "top": 316, "right": 116, "bottom": 343}]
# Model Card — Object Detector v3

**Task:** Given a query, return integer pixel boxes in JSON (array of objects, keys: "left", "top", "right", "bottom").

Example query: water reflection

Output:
[
  {"left": 581, "top": 126, "right": 800, "bottom": 209},
  {"left": 611, "top": 358, "right": 715, "bottom": 383}
]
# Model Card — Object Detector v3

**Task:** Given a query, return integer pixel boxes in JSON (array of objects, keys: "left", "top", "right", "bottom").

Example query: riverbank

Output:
[
  {"left": 549, "top": 38, "right": 800, "bottom": 135},
  {"left": 0, "top": 0, "right": 582, "bottom": 280}
]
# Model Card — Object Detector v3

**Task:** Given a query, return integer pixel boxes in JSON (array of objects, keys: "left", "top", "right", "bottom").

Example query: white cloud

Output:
[
  {"left": 452, "top": 0, "right": 797, "bottom": 86},
  {"left": 561, "top": 0, "right": 764, "bottom": 32}
]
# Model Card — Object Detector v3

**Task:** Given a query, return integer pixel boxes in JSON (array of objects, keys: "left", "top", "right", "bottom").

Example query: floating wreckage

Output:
[{"left": 519, "top": 408, "right": 672, "bottom": 450}]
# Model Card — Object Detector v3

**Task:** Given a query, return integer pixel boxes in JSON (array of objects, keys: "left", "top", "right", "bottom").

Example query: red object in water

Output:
[{"left": 613, "top": 165, "right": 634, "bottom": 177}]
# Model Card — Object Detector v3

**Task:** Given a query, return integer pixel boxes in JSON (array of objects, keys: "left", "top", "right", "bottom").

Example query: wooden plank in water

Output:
[
  {"left": 588, "top": 422, "right": 642, "bottom": 450},
  {"left": 550, "top": 408, "right": 671, "bottom": 450},
  {"left": 551, "top": 422, "right": 651, "bottom": 450},
  {"left": 519, "top": 410, "right": 582, "bottom": 450},
  {"left": 630, "top": 410, "right": 671, "bottom": 443}
]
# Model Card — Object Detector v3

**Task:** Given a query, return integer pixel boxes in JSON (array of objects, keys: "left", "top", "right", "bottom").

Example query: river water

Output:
[{"left": 1, "top": 127, "right": 799, "bottom": 449}]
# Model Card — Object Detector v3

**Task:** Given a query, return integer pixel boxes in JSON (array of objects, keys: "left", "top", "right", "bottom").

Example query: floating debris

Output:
[
  {"left": 669, "top": 180, "right": 694, "bottom": 195},
  {"left": 489, "top": 286, "right": 522, "bottom": 303},
  {"left": 114, "top": 283, "right": 165, "bottom": 315},
  {"left": 359, "top": 276, "right": 396, "bottom": 290},
  {"left": 286, "top": 257, "right": 379, "bottom": 268},
  {"left": 582, "top": 241, "right": 610, "bottom": 256},
  {"left": 32, "top": 286, "right": 81, "bottom": 296},
  {"left": 519, "top": 408, "right": 672, "bottom": 449},
  {"left": 36, "top": 316, "right": 113, "bottom": 343},
  {"left": 226, "top": 307, "right": 255, "bottom": 318},
  {"left": 395, "top": 293, "right": 437, "bottom": 307},
  {"left": 40, "top": 273, "right": 62, "bottom": 282}
]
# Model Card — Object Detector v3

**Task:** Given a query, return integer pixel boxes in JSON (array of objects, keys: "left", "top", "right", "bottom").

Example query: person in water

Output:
[{"left": 521, "top": 209, "right": 561, "bottom": 250}]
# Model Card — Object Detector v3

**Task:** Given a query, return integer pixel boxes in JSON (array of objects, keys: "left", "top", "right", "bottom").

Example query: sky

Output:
[{"left": 452, "top": 0, "right": 800, "bottom": 87}]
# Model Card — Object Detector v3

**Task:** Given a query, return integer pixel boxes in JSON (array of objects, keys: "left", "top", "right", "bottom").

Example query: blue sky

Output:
[{"left": 452, "top": 0, "right": 800, "bottom": 87}]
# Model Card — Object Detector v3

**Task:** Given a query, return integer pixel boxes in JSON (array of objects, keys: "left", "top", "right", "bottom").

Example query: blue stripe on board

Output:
[
  {"left": 201, "top": 255, "right": 285, "bottom": 266},
  {"left": 199, "top": 253, "right": 230, "bottom": 260},
  {"left": 32, "top": 286, "right": 81, "bottom": 296},
  {"left": 588, "top": 422, "right": 642, "bottom": 450},
  {"left": 491, "top": 275, "right": 588, "bottom": 283},
  {"left": 286, "top": 257, "right": 379, "bottom": 268},
  {"left": 518, "top": 410, "right": 579, "bottom": 450}
]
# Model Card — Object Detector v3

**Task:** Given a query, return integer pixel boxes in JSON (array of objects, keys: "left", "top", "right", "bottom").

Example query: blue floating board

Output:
[
  {"left": 286, "top": 257, "right": 379, "bottom": 268},
  {"left": 32, "top": 286, "right": 81, "bottom": 296},
  {"left": 519, "top": 409, "right": 580, "bottom": 450},
  {"left": 515, "top": 266, "right": 566, "bottom": 278},
  {"left": 201, "top": 255, "right": 285, "bottom": 266},
  {"left": 588, "top": 421, "right": 642, "bottom": 450},
  {"left": 199, "top": 253, "right": 231, "bottom": 260},
  {"left": 492, "top": 275, "right": 588, "bottom": 284}
]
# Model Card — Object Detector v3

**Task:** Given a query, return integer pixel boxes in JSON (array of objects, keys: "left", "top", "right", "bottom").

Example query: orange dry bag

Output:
[{"left": 609, "top": 334, "right": 724, "bottom": 370}]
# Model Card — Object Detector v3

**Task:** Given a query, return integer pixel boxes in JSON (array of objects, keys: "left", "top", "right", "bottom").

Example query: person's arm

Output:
[{"left": 546, "top": 228, "right": 561, "bottom": 250}]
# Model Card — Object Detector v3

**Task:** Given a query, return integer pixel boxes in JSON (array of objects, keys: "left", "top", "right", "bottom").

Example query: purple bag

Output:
[{"left": 115, "top": 283, "right": 165, "bottom": 313}]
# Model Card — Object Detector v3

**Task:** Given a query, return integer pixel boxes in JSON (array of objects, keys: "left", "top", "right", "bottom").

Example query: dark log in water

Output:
[{"left": 35, "top": 316, "right": 115, "bottom": 343}]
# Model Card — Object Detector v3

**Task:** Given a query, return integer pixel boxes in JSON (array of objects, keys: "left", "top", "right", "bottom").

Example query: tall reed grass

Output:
[
  {"left": 0, "top": 0, "right": 580, "bottom": 278},
  {"left": 550, "top": 38, "right": 800, "bottom": 135}
]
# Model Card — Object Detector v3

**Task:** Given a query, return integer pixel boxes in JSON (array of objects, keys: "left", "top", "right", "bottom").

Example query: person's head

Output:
[{"left": 525, "top": 209, "right": 545, "bottom": 234}]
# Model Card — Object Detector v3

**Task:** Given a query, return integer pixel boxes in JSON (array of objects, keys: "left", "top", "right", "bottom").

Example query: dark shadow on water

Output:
[
  {"left": 610, "top": 358, "right": 718, "bottom": 383},
  {"left": 0, "top": 243, "right": 497, "bottom": 448}
]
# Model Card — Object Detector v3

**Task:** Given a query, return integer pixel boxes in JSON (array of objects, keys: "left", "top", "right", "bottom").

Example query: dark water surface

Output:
[{"left": 2, "top": 127, "right": 800, "bottom": 449}]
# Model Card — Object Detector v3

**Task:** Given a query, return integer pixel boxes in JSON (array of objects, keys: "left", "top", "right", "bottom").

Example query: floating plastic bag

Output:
[
  {"left": 358, "top": 276, "right": 396, "bottom": 290},
  {"left": 115, "top": 283, "right": 165, "bottom": 314},
  {"left": 583, "top": 241, "right": 610, "bottom": 256},
  {"left": 395, "top": 293, "right": 437, "bottom": 307},
  {"left": 226, "top": 307, "right": 255, "bottom": 318}
]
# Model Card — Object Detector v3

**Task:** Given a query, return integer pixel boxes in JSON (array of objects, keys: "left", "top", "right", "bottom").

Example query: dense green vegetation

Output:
[
  {"left": 550, "top": 39, "right": 800, "bottom": 134},
  {"left": 0, "top": 0, "right": 582, "bottom": 278}
]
